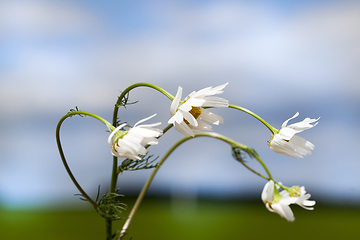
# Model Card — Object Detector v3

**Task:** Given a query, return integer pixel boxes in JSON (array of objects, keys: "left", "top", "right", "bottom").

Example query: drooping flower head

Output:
[
  {"left": 108, "top": 114, "right": 163, "bottom": 160},
  {"left": 261, "top": 180, "right": 315, "bottom": 221},
  {"left": 168, "top": 83, "right": 229, "bottom": 136},
  {"left": 269, "top": 112, "right": 319, "bottom": 158}
]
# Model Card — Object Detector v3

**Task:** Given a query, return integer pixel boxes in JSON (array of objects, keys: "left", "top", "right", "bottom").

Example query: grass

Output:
[{"left": 1, "top": 198, "right": 359, "bottom": 240}]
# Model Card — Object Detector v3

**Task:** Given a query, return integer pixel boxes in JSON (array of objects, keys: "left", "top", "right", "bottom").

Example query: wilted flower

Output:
[
  {"left": 269, "top": 112, "right": 319, "bottom": 158},
  {"left": 168, "top": 83, "right": 229, "bottom": 136},
  {"left": 261, "top": 180, "right": 315, "bottom": 222},
  {"left": 108, "top": 114, "right": 163, "bottom": 160}
]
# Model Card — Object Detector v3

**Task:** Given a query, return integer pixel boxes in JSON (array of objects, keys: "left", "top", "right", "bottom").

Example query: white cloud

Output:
[
  {"left": 2, "top": 0, "right": 360, "bottom": 118},
  {"left": 0, "top": 0, "right": 99, "bottom": 37}
]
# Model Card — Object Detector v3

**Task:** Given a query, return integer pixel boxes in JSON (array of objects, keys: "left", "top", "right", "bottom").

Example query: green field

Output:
[{"left": 1, "top": 198, "right": 359, "bottom": 240}]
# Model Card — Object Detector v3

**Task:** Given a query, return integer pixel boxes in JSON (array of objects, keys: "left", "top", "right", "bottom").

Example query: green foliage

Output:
[
  {"left": 232, "top": 146, "right": 258, "bottom": 163},
  {"left": 96, "top": 189, "right": 127, "bottom": 221},
  {"left": 75, "top": 186, "right": 127, "bottom": 221},
  {"left": 118, "top": 153, "right": 158, "bottom": 174},
  {"left": 116, "top": 91, "right": 139, "bottom": 109},
  {"left": 68, "top": 106, "right": 84, "bottom": 117}
]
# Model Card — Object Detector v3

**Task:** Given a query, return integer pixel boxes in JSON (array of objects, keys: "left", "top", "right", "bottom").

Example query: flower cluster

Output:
[
  {"left": 105, "top": 83, "right": 319, "bottom": 221},
  {"left": 57, "top": 79, "right": 324, "bottom": 240}
]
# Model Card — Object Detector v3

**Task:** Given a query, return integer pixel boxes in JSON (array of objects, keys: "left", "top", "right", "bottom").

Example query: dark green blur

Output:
[{"left": 1, "top": 198, "right": 359, "bottom": 240}]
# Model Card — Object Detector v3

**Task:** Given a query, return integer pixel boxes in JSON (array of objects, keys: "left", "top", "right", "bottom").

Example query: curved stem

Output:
[
  {"left": 254, "top": 155, "right": 273, "bottom": 180},
  {"left": 228, "top": 104, "right": 278, "bottom": 134},
  {"left": 110, "top": 83, "right": 174, "bottom": 240},
  {"left": 232, "top": 150, "right": 270, "bottom": 180},
  {"left": 117, "top": 132, "right": 272, "bottom": 239},
  {"left": 112, "top": 83, "right": 174, "bottom": 127},
  {"left": 56, "top": 111, "right": 111, "bottom": 209}
]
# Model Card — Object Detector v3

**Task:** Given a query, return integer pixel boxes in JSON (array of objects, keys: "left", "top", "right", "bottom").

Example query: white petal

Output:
[
  {"left": 278, "top": 127, "right": 297, "bottom": 141},
  {"left": 182, "top": 110, "right": 199, "bottom": 126},
  {"left": 136, "top": 122, "right": 162, "bottom": 128},
  {"left": 107, "top": 123, "right": 127, "bottom": 146},
  {"left": 173, "top": 121, "right": 194, "bottom": 137},
  {"left": 111, "top": 148, "right": 141, "bottom": 160},
  {"left": 265, "top": 203, "right": 274, "bottom": 213},
  {"left": 289, "top": 135, "right": 314, "bottom": 157},
  {"left": 191, "top": 86, "right": 213, "bottom": 98},
  {"left": 117, "top": 137, "right": 141, "bottom": 154},
  {"left": 198, "top": 109, "right": 224, "bottom": 125},
  {"left": 141, "top": 137, "right": 159, "bottom": 145},
  {"left": 270, "top": 134, "right": 297, "bottom": 157},
  {"left": 191, "top": 83, "right": 228, "bottom": 98},
  {"left": 282, "top": 112, "right": 299, "bottom": 128},
  {"left": 170, "top": 86, "right": 182, "bottom": 115},
  {"left": 279, "top": 190, "right": 290, "bottom": 198},
  {"left": 202, "top": 96, "right": 229, "bottom": 108},
  {"left": 168, "top": 111, "right": 184, "bottom": 124},
  {"left": 288, "top": 117, "right": 320, "bottom": 131},
  {"left": 130, "top": 127, "right": 162, "bottom": 138},
  {"left": 180, "top": 98, "right": 205, "bottom": 109},
  {"left": 261, "top": 180, "right": 274, "bottom": 203},
  {"left": 211, "top": 82, "right": 228, "bottom": 92},
  {"left": 189, "top": 121, "right": 213, "bottom": 132},
  {"left": 134, "top": 113, "right": 157, "bottom": 127},
  {"left": 278, "top": 202, "right": 295, "bottom": 222}
]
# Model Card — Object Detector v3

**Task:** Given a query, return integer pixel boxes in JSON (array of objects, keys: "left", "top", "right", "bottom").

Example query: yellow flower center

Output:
[
  {"left": 289, "top": 186, "right": 301, "bottom": 197},
  {"left": 183, "top": 106, "right": 202, "bottom": 125}
]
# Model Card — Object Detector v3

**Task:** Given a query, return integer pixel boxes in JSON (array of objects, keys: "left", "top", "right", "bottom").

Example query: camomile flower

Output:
[
  {"left": 108, "top": 114, "right": 163, "bottom": 160},
  {"left": 261, "top": 180, "right": 315, "bottom": 222},
  {"left": 281, "top": 185, "right": 316, "bottom": 211},
  {"left": 168, "top": 83, "right": 229, "bottom": 137},
  {"left": 269, "top": 112, "right": 319, "bottom": 158}
]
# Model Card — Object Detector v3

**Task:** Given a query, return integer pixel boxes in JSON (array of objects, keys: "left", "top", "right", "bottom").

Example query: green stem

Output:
[
  {"left": 117, "top": 132, "right": 272, "bottom": 239},
  {"left": 228, "top": 104, "right": 278, "bottom": 134},
  {"left": 106, "top": 219, "right": 112, "bottom": 240},
  {"left": 254, "top": 154, "right": 273, "bottom": 180},
  {"left": 56, "top": 110, "right": 112, "bottom": 209},
  {"left": 112, "top": 83, "right": 174, "bottom": 126},
  {"left": 110, "top": 84, "right": 174, "bottom": 240},
  {"left": 106, "top": 156, "right": 119, "bottom": 240},
  {"left": 232, "top": 150, "right": 270, "bottom": 180}
]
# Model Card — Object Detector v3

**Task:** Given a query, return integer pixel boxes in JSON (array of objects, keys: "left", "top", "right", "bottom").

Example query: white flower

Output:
[
  {"left": 108, "top": 114, "right": 163, "bottom": 160},
  {"left": 168, "top": 83, "right": 229, "bottom": 136},
  {"left": 281, "top": 185, "right": 316, "bottom": 211},
  {"left": 261, "top": 180, "right": 315, "bottom": 222},
  {"left": 269, "top": 112, "right": 320, "bottom": 158}
]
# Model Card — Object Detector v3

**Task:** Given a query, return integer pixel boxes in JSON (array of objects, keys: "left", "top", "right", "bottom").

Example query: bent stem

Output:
[
  {"left": 112, "top": 82, "right": 174, "bottom": 126},
  {"left": 117, "top": 132, "right": 272, "bottom": 239},
  {"left": 229, "top": 104, "right": 278, "bottom": 134},
  {"left": 56, "top": 110, "right": 113, "bottom": 209},
  {"left": 108, "top": 83, "right": 174, "bottom": 239}
]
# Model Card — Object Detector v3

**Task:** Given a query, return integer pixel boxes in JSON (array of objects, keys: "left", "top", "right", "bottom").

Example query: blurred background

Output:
[{"left": 1, "top": 0, "right": 360, "bottom": 239}]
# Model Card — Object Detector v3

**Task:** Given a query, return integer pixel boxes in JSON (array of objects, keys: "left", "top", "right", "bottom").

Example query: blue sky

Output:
[{"left": 0, "top": 0, "right": 360, "bottom": 208}]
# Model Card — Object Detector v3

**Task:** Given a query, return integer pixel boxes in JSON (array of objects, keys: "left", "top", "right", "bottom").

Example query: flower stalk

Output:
[
  {"left": 56, "top": 110, "right": 113, "bottom": 209},
  {"left": 228, "top": 104, "right": 278, "bottom": 134},
  {"left": 108, "top": 83, "right": 174, "bottom": 239}
]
